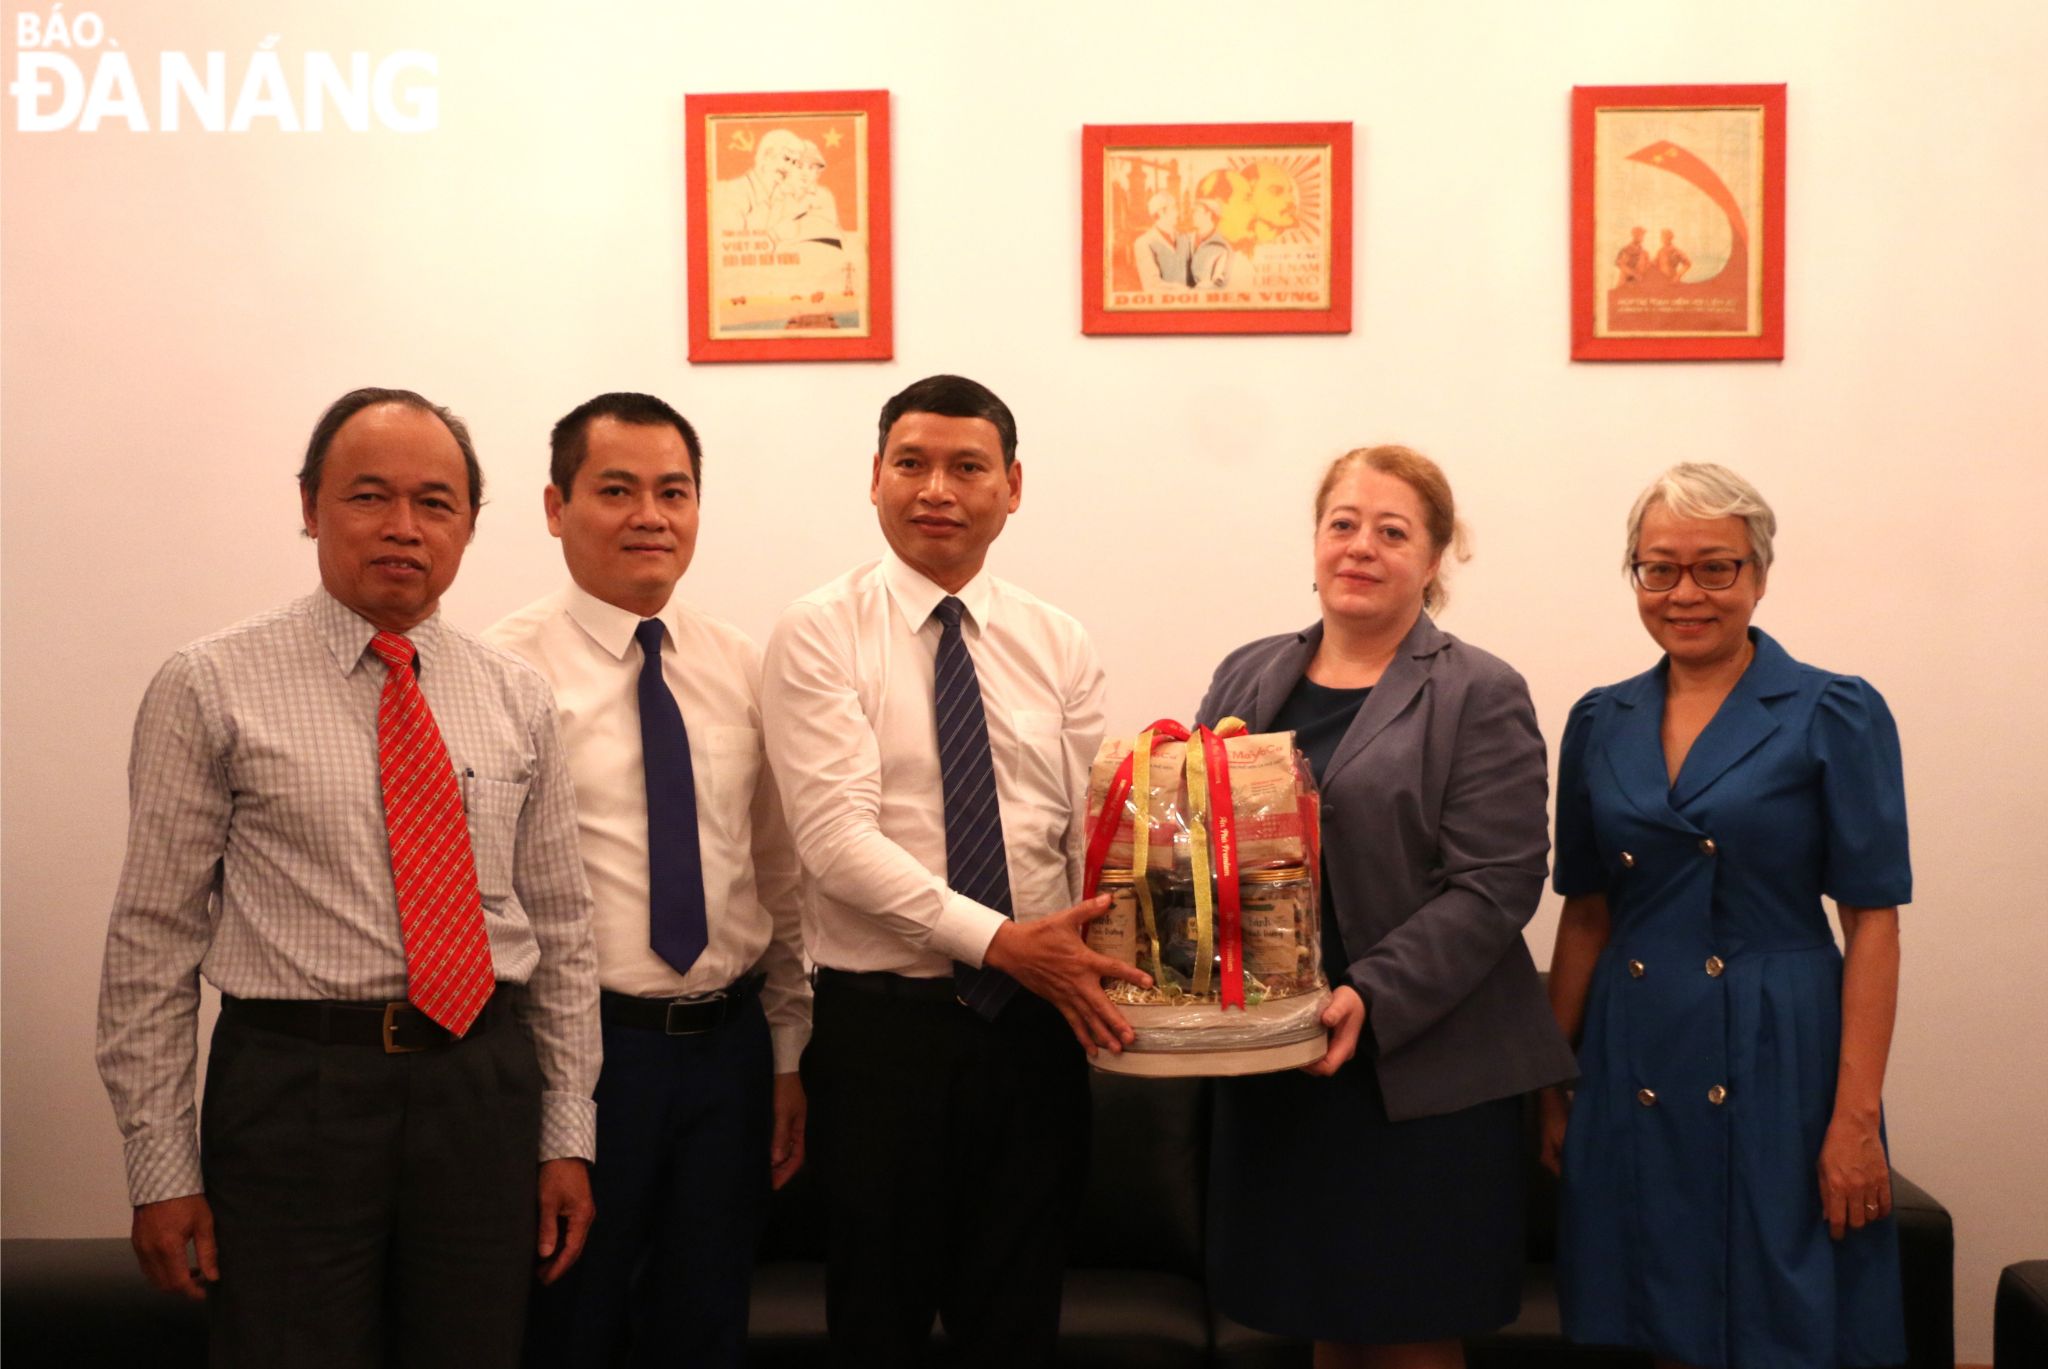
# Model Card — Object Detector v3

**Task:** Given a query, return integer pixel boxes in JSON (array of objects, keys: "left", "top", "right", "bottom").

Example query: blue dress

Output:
[{"left": 1553, "top": 629, "right": 1912, "bottom": 1369}]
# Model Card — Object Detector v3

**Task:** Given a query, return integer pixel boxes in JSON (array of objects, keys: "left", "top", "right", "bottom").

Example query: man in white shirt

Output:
[
  {"left": 487, "top": 393, "right": 809, "bottom": 1368},
  {"left": 762, "top": 374, "right": 1148, "bottom": 1367}
]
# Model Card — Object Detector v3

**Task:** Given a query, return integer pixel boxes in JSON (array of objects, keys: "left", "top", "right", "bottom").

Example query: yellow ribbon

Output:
[{"left": 1184, "top": 737, "right": 1216, "bottom": 999}]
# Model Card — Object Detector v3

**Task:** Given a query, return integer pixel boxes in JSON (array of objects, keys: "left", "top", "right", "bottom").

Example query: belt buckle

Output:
[
  {"left": 663, "top": 998, "right": 713, "bottom": 1036},
  {"left": 381, "top": 1002, "right": 427, "bottom": 1054}
]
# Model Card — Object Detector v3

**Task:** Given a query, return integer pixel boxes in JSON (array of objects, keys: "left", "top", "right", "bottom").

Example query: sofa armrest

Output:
[
  {"left": 1891, "top": 1170, "right": 1954, "bottom": 1369},
  {"left": 1994, "top": 1261, "right": 2048, "bottom": 1369},
  {"left": 1, "top": 1237, "right": 208, "bottom": 1368}
]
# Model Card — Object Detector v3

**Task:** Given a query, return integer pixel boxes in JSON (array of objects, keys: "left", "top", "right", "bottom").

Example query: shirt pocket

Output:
[
  {"left": 1010, "top": 710, "right": 1066, "bottom": 778},
  {"left": 1002, "top": 709, "right": 1072, "bottom": 851},
  {"left": 462, "top": 774, "right": 529, "bottom": 902},
  {"left": 700, "top": 726, "right": 763, "bottom": 846}
]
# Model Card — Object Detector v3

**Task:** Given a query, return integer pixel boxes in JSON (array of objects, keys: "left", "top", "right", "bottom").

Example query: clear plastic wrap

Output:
[{"left": 1080, "top": 721, "right": 1329, "bottom": 1070}]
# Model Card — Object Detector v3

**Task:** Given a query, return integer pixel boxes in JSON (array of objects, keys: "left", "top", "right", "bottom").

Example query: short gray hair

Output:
[{"left": 1624, "top": 462, "right": 1777, "bottom": 577}]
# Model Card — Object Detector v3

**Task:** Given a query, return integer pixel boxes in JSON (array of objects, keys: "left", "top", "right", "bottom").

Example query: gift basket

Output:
[{"left": 1080, "top": 718, "right": 1330, "bottom": 1076}]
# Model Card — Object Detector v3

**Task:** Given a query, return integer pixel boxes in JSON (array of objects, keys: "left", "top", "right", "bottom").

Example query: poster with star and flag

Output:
[
  {"left": 1571, "top": 85, "right": 1786, "bottom": 361},
  {"left": 1081, "top": 122, "right": 1353, "bottom": 336},
  {"left": 686, "top": 89, "right": 892, "bottom": 361}
]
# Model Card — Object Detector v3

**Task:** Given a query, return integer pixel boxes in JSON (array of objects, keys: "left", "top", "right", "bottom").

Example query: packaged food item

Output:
[
  {"left": 1081, "top": 719, "right": 1329, "bottom": 1077},
  {"left": 1240, "top": 867, "right": 1315, "bottom": 991},
  {"left": 1083, "top": 732, "right": 1316, "bottom": 875},
  {"left": 1083, "top": 873, "right": 1141, "bottom": 968}
]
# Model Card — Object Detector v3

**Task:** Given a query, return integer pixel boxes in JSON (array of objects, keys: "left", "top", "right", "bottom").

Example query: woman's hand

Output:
[
  {"left": 1302, "top": 985, "right": 1366, "bottom": 1077},
  {"left": 1817, "top": 1110, "right": 1892, "bottom": 1239},
  {"left": 1538, "top": 1086, "right": 1571, "bottom": 1177}
]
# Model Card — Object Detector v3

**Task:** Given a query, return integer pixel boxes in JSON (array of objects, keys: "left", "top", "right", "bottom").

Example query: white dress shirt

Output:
[
  {"left": 487, "top": 585, "right": 810, "bottom": 1070},
  {"left": 97, "top": 590, "right": 602, "bottom": 1205},
  {"left": 761, "top": 552, "right": 1107, "bottom": 978}
]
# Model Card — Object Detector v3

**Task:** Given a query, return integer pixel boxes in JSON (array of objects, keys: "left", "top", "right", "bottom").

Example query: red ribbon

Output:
[
  {"left": 1082, "top": 718, "right": 1245, "bottom": 1011},
  {"left": 1081, "top": 718, "right": 1187, "bottom": 898}
]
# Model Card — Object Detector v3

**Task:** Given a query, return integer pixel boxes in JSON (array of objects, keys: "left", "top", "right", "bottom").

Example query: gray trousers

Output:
[{"left": 201, "top": 993, "right": 542, "bottom": 1368}]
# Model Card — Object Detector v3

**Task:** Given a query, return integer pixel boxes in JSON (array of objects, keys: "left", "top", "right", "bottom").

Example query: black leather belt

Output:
[
  {"left": 222, "top": 992, "right": 497, "bottom": 1055},
  {"left": 814, "top": 967, "right": 959, "bottom": 1004},
  {"left": 600, "top": 975, "right": 763, "bottom": 1035}
]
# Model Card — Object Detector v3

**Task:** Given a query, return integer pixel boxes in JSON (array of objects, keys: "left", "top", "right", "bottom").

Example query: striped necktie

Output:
[
  {"left": 370, "top": 631, "right": 495, "bottom": 1035},
  {"left": 932, "top": 597, "right": 1018, "bottom": 1018}
]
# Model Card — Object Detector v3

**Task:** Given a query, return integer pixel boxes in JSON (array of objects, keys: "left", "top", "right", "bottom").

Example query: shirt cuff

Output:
[
  {"left": 124, "top": 1128, "right": 204, "bottom": 1208},
  {"left": 770, "top": 1020, "right": 810, "bottom": 1074},
  {"left": 539, "top": 1090, "right": 598, "bottom": 1164},
  {"left": 930, "top": 891, "right": 1008, "bottom": 967}
]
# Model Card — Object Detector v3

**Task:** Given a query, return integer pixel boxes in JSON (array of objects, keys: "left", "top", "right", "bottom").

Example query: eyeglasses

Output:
[{"left": 1630, "top": 558, "right": 1751, "bottom": 592}]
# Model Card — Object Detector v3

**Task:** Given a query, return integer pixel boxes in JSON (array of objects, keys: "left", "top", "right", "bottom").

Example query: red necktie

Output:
[{"left": 371, "top": 631, "right": 495, "bottom": 1036}]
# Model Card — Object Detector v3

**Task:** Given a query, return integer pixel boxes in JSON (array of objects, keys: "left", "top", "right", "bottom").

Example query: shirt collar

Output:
[
  {"left": 311, "top": 586, "right": 445, "bottom": 676},
  {"left": 880, "top": 549, "right": 996, "bottom": 634},
  {"left": 564, "top": 581, "right": 667, "bottom": 662}
]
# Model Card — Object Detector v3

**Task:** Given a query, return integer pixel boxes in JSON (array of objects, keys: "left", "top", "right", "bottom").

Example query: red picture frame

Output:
[
  {"left": 1571, "top": 84, "right": 1786, "bottom": 361},
  {"left": 685, "top": 89, "right": 892, "bottom": 363},
  {"left": 1082, "top": 122, "right": 1352, "bottom": 336}
]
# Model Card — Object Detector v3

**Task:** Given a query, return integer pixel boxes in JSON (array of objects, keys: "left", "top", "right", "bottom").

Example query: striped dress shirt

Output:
[
  {"left": 761, "top": 553, "right": 1107, "bottom": 979},
  {"left": 96, "top": 589, "right": 602, "bottom": 1206}
]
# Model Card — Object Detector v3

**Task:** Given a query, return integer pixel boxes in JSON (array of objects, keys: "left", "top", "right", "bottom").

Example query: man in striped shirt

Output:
[{"left": 95, "top": 388, "right": 601, "bottom": 1367}]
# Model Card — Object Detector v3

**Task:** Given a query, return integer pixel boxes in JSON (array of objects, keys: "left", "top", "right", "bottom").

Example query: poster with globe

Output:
[
  {"left": 1571, "top": 85, "right": 1786, "bottom": 360},
  {"left": 1082, "top": 122, "right": 1352, "bottom": 336}
]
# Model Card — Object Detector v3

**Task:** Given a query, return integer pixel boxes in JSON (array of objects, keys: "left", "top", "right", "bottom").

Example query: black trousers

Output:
[
  {"left": 201, "top": 994, "right": 543, "bottom": 1369},
  {"left": 803, "top": 972, "right": 1089, "bottom": 1368},
  {"left": 524, "top": 993, "right": 774, "bottom": 1369}
]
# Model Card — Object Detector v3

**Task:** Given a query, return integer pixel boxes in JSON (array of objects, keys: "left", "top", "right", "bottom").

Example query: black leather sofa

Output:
[
  {"left": 1996, "top": 1261, "right": 2048, "bottom": 1369},
  {"left": 2, "top": 1069, "right": 1956, "bottom": 1367},
  {"left": 750, "top": 1068, "right": 1955, "bottom": 1368}
]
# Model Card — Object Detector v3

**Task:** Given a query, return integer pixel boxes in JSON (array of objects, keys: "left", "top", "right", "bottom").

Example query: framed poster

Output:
[
  {"left": 685, "top": 89, "right": 892, "bottom": 362},
  {"left": 1571, "top": 84, "right": 1786, "bottom": 361},
  {"left": 1081, "top": 122, "right": 1352, "bottom": 336}
]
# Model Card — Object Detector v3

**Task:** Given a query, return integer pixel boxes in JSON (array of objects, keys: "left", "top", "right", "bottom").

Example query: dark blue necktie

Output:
[
  {"left": 933, "top": 597, "right": 1018, "bottom": 1018},
  {"left": 636, "top": 618, "right": 708, "bottom": 975}
]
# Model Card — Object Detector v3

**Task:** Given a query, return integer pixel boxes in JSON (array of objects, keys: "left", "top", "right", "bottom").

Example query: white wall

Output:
[{"left": 4, "top": 0, "right": 2043, "bottom": 1358}]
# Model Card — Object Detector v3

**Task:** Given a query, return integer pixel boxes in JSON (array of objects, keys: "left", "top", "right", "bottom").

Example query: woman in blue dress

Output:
[{"left": 1542, "top": 463, "right": 1911, "bottom": 1368}]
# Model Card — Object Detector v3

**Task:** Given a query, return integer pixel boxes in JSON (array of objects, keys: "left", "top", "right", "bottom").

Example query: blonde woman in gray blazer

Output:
[{"left": 1196, "top": 446, "right": 1575, "bottom": 1369}]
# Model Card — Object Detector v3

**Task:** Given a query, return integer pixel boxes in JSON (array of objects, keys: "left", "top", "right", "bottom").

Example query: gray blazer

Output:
[{"left": 1197, "top": 613, "right": 1576, "bottom": 1120}]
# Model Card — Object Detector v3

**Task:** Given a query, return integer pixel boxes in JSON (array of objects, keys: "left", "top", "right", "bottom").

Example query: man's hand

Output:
[
  {"left": 770, "top": 1071, "right": 807, "bottom": 1191},
  {"left": 535, "top": 1157, "right": 595, "bottom": 1285},
  {"left": 1301, "top": 984, "right": 1366, "bottom": 1077},
  {"left": 131, "top": 1194, "right": 218, "bottom": 1300},
  {"left": 982, "top": 896, "right": 1151, "bottom": 1056}
]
